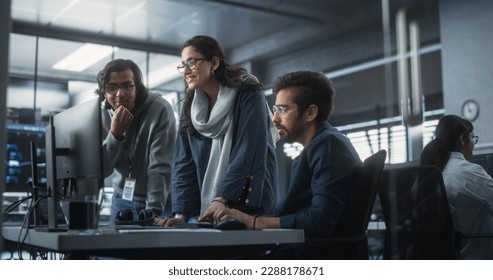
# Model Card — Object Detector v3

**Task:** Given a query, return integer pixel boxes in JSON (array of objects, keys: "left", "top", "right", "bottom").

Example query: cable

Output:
[
  {"left": 2, "top": 195, "right": 33, "bottom": 216},
  {"left": 16, "top": 196, "right": 47, "bottom": 260}
]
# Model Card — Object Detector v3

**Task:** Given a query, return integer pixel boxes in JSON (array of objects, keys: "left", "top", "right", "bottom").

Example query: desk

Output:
[{"left": 2, "top": 226, "right": 305, "bottom": 259}]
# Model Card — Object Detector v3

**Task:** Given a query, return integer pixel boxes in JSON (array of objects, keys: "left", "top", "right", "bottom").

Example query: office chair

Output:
[
  {"left": 307, "top": 149, "right": 387, "bottom": 259},
  {"left": 378, "top": 164, "right": 457, "bottom": 259}
]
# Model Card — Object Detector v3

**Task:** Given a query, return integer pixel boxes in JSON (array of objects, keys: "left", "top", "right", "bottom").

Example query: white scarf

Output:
[{"left": 191, "top": 85, "right": 238, "bottom": 214}]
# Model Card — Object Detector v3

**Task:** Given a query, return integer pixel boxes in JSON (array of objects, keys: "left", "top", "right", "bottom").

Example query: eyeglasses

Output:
[
  {"left": 272, "top": 104, "right": 309, "bottom": 117},
  {"left": 177, "top": 58, "right": 207, "bottom": 74},
  {"left": 272, "top": 105, "right": 288, "bottom": 117},
  {"left": 105, "top": 83, "right": 135, "bottom": 95},
  {"left": 473, "top": 135, "right": 479, "bottom": 144}
]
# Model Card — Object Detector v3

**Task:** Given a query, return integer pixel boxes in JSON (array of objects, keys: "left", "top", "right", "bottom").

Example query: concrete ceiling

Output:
[
  {"left": 8, "top": 0, "right": 440, "bottom": 124},
  {"left": 9, "top": 0, "right": 438, "bottom": 87}
]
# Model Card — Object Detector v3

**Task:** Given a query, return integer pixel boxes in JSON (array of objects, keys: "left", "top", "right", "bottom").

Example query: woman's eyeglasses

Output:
[
  {"left": 473, "top": 135, "right": 479, "bottom": 144},
  {"left": 177, "top": 58, "right": 207, "bottom": 74}
]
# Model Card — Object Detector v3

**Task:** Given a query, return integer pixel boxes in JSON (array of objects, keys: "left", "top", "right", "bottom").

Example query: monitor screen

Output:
[
  {"left": 471, "top": 153, "right": 493, "bottom": 178},
  {"left": 5, "top": 124, "right": 46, "bottom": 192},
  {"left": 45, "top": 97, "right": 103, "bottom": 230}
]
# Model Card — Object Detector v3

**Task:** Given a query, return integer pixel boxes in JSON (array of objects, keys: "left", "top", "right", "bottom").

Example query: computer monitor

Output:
[
  {"left": 45, "top": 97, "right": 103, "bottom": 230},
  {"left": 471, "top": 153, "right": 493, "bottom": 178},
  {"left": 5, "top": 124, "right": 46, "bottom": 193}
]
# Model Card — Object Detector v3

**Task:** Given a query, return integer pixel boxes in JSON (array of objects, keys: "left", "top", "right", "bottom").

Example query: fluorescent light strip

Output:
[
  {"left": 53, "top": 43, "right": 117, "bottom": 72},
  {"left": 116, "top": 2, "right": 147, "bottom": 22},
  {"left": 326, "top": 44, "right": 441, "bottom": 79},
  {"left": 50, "top": 0, "right": 79, "bottom": 23}
]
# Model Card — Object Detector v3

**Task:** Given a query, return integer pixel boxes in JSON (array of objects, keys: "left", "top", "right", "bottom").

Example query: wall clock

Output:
[{"left": 461, "top": 99, "right": 479, "bottom": 121}]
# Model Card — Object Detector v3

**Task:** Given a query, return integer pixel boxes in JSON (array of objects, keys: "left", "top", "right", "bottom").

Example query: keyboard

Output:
[{"left": 114, "top": 222, "right": 214, "bottom": 233}]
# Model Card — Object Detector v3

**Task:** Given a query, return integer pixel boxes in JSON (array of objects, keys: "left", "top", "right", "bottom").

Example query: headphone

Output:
[{"left": 114, "top": 208, "right": 156, "bottom": 226}]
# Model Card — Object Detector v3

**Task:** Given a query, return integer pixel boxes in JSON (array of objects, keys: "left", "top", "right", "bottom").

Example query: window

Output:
[{"left": 282, "top": 110, "right": 443, "bottom": 164}]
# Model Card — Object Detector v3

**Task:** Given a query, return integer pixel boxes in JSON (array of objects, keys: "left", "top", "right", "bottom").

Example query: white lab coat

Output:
[{"left": 443, "top": 152, "right": 493, "bottom": 259}]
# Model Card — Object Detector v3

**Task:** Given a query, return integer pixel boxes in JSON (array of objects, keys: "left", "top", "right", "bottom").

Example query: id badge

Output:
[{"left": 122, "top": 178, "right": 136, "bottom": 201}]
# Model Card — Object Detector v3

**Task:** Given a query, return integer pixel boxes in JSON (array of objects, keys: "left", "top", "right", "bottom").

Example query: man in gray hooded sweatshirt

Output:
[{"left": 95, "top": 59, "right": 176, "bottom": 224}]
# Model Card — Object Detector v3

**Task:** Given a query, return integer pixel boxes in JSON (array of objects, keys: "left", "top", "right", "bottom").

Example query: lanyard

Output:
[{"left": 122, "top": 114, "right": 141, "bottom": 178}]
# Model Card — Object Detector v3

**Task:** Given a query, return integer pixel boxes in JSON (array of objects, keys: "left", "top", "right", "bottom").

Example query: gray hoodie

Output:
[{"left": 102, "top": 93, "right": 176, "bottom": 214}]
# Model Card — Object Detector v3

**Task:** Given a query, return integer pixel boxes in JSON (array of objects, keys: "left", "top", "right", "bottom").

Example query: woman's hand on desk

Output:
[
  {"left": 211, "top": 208, "right": 255, "bottom": 229},
  {"left": 154, "top": 217, "right": 185, "bottom": 227},
  {"left": 198, "top": 197, "right": 228, "bottom": 223}
]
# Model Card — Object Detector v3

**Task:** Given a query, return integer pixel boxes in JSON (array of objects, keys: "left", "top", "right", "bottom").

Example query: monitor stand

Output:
[{"left": 29, "top": 141, "right": 42, "bottom": 226}]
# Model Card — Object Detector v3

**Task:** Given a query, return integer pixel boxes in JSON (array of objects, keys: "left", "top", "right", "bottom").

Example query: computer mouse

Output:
[{"left": 214, "top": 218, "right": 246, "bottom": 230}]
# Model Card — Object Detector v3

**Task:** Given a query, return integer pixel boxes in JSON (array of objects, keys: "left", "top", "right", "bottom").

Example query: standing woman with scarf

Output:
[{"left": 156, "top": 35, "right": 278, "bottom": 226}]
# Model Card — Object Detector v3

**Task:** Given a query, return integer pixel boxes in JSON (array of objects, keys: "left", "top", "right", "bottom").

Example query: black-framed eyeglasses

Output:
[
  {"left": 105, "top": 83, "right": 135, "bottom": 95},
  {"left": 177, "top": 58, "right": 208, "bottom": 74},
  {"left": 473, "top": 135, "right": 479, "bottom": 144}
]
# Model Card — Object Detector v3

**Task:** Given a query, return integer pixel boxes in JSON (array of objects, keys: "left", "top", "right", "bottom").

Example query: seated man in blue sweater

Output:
[{"left": 201, "top": 70, "right": 363, "bottom": 257}]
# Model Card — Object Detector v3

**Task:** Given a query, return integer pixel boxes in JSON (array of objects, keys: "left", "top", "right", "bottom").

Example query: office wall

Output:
[
  {"left": 255, "top": 6, "right": 441, "bottom": 125},
  {"left": 440, "top": 0, "right": 493, "bottom": 154}
]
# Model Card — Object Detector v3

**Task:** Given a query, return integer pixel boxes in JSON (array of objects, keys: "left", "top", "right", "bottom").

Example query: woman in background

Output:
[{"left": 421, "top": 114, "right": 493, "bottom": 259}]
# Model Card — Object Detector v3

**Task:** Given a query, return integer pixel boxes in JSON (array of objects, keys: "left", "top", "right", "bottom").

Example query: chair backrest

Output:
[
  {"left": 332, "top": 149, "right": 387, "bottom": 237},
  {"left": 378, "top": 164, "right": 455, "bottom": 259}
]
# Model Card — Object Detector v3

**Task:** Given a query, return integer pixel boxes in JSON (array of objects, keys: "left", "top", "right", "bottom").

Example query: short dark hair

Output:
[
  {"left": 94, "top": 59, "right": 149, "bottom": 108},
  {"left": 272, "top": 70, "right": 335, "bottom": 124}
]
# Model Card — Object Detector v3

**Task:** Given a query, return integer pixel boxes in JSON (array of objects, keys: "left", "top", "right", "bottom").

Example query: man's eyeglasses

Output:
[
  {"left": 177, "top": 58, "right": 207, "bottom": 74},
  {"left": 473, "top": 135, "right": 479, "bottom": 144},
  {"left": 273, "top": 104, "right": 309, "bottom": 117},
  {"left": 105, "top": 83, "right": 135, "bottom": 95},
  {"left": 272, "top": 105, "right": 288, "bottom": 117}
]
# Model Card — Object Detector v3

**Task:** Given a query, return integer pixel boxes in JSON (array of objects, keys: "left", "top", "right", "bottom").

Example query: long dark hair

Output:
[
  {"left": 181, "top": 35, "right": 262, "bottom": 137},
  {"left": 420, "top": 115, "right": 474, "bottom": 170},
  {"left": 94, "top": 59, "right": 149, "bottom": 109}
]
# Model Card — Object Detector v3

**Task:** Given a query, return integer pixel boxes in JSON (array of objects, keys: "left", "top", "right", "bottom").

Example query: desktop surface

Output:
[{"left": 2, "top": 225, "right": 304, "bottom": 259}]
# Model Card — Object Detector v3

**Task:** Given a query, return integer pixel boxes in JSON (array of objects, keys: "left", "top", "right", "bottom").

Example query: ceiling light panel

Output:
[{"left": 53, "top": 43, "right": 116, "bottom": 72}]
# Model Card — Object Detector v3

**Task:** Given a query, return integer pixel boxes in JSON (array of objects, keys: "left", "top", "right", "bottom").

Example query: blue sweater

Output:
[
  {"left": 276, "top": 123, "right": 362, "bottom": 237},
  {"left": 172, "top": 88, "right": 278, "bottom": 217}
]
